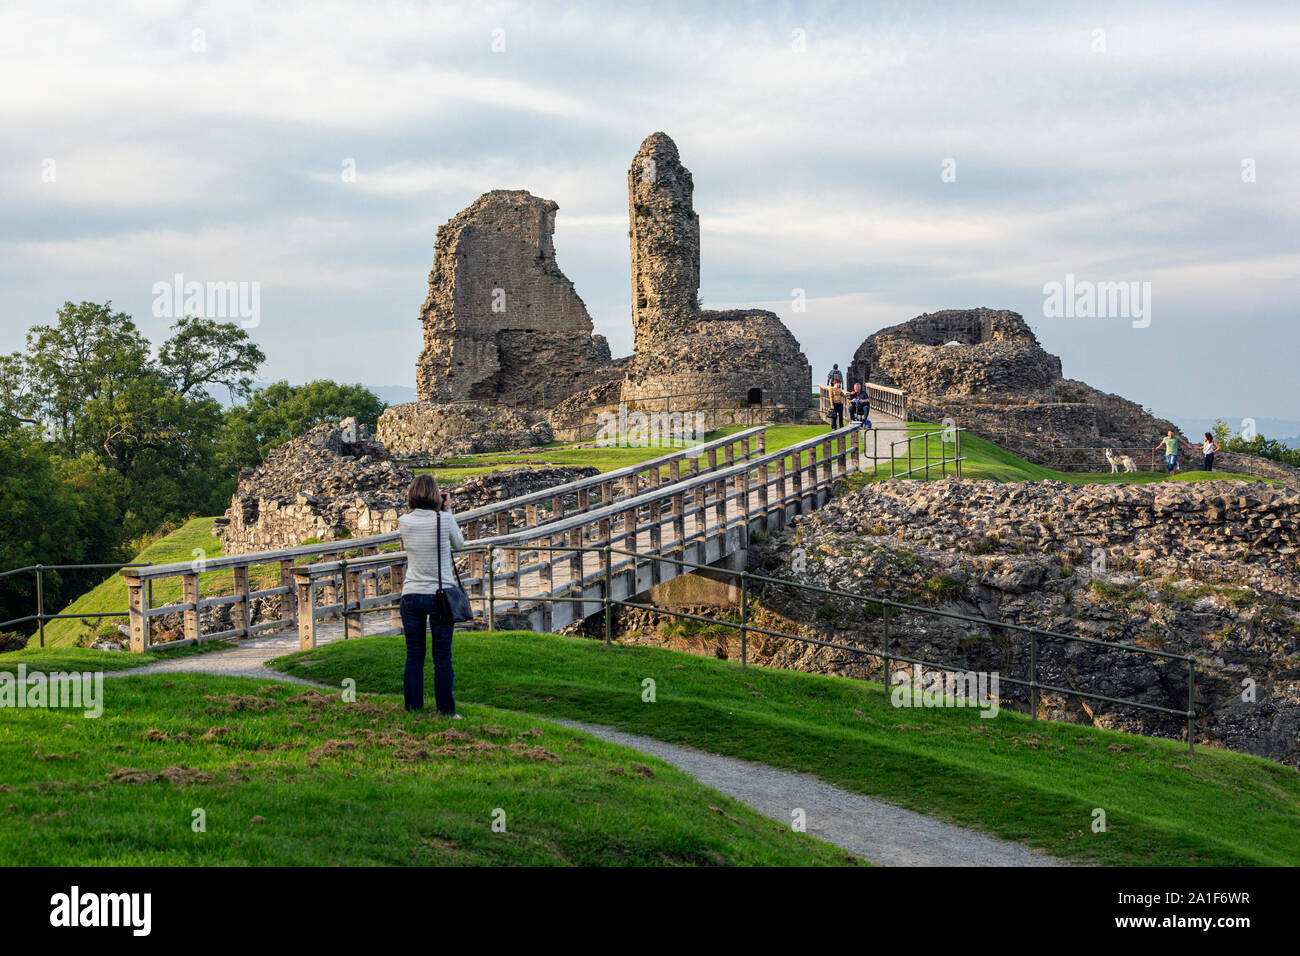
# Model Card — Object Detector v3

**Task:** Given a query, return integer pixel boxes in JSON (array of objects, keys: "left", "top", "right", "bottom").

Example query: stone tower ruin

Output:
[
  {"left": 622, "top": 132, "right": 812, "bottom": 411},
  {"left": 628, "top": 132, "right": 701, "bottom": 352},
  {"left": 415, "top": 189, "right": 612, "bottom": 406}
]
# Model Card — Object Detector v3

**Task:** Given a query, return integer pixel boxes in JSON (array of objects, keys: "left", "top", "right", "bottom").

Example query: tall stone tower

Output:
[
  {"left": 621, "top": 131, "right": 812, "bottom": 413},
  {"left": 628, "top": 132, "right": 701, "bottom": 352}
]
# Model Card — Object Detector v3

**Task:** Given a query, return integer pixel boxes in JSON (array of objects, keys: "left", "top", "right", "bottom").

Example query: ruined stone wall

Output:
[
  {"left": 848, "top": 308, "right": 1061, "bottom": 395},
  {"left": 415, "top": 189, "right": 614, "bottom": 406},
  {"left": 622, "top": 133, "right": 812, "bottom": 413},
  {"left": 218, "top": 418, "right": 600, "bottom": 554},
  {"left": 377, "top": 402, "right": 552, "bottom": 457},
  {"left": 621, "top": 309, "right": 811, "bottom": 411},
  {"left": 747, "top": 478, "right": 1300, "bottom": 766},
  {"left": 217, "top": 422, "right": 413, "bottom": 555},
  {"left": 628, "top": 132, "right": 701, "bottom": 353}
]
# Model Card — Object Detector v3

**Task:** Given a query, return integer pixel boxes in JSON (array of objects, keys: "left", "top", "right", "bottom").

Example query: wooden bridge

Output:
[{"left": 121, "top": 402, "right": 959, "bottom": 655}]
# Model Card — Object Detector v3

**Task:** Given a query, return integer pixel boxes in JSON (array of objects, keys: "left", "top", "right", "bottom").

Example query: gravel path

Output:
[
  {"left": 84, "top": 639, "right": 1062, "bottom": 866},
  {"left": 555, "top": 719, "right": 1066, "bottom": 867}
]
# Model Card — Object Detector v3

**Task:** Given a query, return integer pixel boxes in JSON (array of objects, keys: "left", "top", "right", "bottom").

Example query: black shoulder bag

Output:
[{"left": 433, "top": 510, "right": 473, "bottom": 624}]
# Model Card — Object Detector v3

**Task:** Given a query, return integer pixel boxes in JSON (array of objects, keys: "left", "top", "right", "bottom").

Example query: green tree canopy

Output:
[{"left": 218, "top": 380, "right": 385, "bottom": 475}]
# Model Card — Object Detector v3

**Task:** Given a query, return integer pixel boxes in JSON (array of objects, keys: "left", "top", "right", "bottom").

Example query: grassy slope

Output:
[
  {"left": 0, "top": 673, "right": 850, "bottom": 866},
  {"left": 865, "top": 426, "right": 1273, "bottom": 485},
  {"left": 37, "top": 518, "right": 225, "bottom": 649},
  {"left": 272, "top": 632, "right": 1300, "bottom": 867}
]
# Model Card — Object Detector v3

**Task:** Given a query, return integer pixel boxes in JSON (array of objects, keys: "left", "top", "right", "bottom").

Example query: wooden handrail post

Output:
[
  {"left": 182, "top": 572, "right": 200, "bottom": 644},
  {"left": 279, "top": 557, "right": 296, "bottom": 622},
  {"left": 390, "top": 561, "right": 405, "bottom": 632},
  {"left": 232, "top": 565, "right": 250, "bottom": 639},
  {"left": 127, "top": 579, "right": 149, "bottom": 653},
  {"left": 295, "top": 571, "right": 316, "bottom": 650}
]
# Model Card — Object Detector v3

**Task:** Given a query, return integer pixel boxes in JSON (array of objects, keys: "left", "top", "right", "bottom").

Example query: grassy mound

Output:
[
  {"left": 271, "top": 631, "right": 1300, "bottom": 867},
  {"left": 0, "top": 672, "right": 850, "bottom": 866}
]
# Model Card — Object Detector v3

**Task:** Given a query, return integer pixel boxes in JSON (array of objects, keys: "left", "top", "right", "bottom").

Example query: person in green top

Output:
[{"left": 1152, "top": 429, "right": 1192, "bottom": 474}]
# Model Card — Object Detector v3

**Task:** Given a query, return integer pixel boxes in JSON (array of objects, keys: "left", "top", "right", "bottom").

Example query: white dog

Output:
[{"left": 1104, "top": 448, "right": 1137, "bottom": 473}]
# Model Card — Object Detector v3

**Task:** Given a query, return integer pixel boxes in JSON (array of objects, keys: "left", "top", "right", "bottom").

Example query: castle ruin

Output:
[
  {"left": 414, "top": 189, "right": 616, "bottom": 407},
  {"left": 621, "top": 133, "right": 812, "bottom": 410}
]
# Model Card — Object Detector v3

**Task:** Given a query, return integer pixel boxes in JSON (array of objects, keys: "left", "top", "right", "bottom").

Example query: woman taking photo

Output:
[{"left": 398, "top": 474, "right": 465, "bottom": 717}]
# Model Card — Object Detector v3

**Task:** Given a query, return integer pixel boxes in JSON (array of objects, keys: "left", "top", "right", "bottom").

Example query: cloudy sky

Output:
[{"left": 4, "top": 0, "right": 1298, "bottom": 428}]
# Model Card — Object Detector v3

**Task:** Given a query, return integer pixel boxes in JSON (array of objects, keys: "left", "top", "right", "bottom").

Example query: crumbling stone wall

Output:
[
  {"left": 217, "top": 422, "right": 413, "bottom": 555},
  {"left": 622, "top": 133, "right": 812, "bottom": 413},
  {"left": 377, "top": 402, "right": 553, "bottom": 457},
  {"left": 848, "top": 309, "right": 1190, "bottom": 469},
  {"left": 747, "top": 478, "right": 1300, "bottom": 767},
  {"left": 848, "top": 308, "right": 1062, "bottom": 396},
  {"left": 415, "top": 189, "right": 614, "bottom": 406},
  {"left": 217, "top": 420, "right": 601, "bottom": 554}
]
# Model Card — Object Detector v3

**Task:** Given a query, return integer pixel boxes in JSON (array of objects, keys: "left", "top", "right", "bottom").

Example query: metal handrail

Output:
[{"left": 0, "top": 562, "right": 152, "bottom": 647}]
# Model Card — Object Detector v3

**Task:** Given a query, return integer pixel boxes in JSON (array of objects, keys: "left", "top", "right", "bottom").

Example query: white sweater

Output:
[{"left": 399, "top": 508, "right": 466, "bottom": 594}]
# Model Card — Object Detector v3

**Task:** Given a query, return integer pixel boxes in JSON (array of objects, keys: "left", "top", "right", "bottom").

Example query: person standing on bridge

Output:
[
  {"left": 399, "top": 474, "right": 466, "bottom": 718},
  {"left": 828, "top": 381, "right": 845, "bottom": 429},
  {"left": 827, "top": 364, "right": 844, "bottom": 388}
]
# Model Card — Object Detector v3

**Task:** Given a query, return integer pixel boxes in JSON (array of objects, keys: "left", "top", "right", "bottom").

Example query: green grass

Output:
[
  {"left": 860, "top": 426, "right": 1274, "bottom": 486},
  {"left": 271, "top": 631, "right": 1300, "bottom": 867},
  {"left": 36, "top": 517, "right": 226, "bottom": 649},
  {"left": 0, "top": 672, "right": 851, "bottom": 866},
  {"left": 0, "top": 641, "right": 231, "bottom": 675}
]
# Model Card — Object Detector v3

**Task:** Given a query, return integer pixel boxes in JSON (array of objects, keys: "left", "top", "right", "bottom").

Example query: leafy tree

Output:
[
  {"left": 0, "top": 301, "right": 265, "bottom": 544},
  {"left": 0, "top": 423, "right": 123, "bottom": 637},
  {"left": 217, "top": 380, "right": 385, "bottom": 475}
]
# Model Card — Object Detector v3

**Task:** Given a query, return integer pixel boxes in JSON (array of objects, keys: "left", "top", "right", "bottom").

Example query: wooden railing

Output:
[
  {"left": 290, "top": 424, "right": 866, "bottom": 648},
  {"left": 118, "top": 427, "right": 767, "bottom": 652},
  {"left": 817, "top": 382, "right": 908, "bottom": 424}
]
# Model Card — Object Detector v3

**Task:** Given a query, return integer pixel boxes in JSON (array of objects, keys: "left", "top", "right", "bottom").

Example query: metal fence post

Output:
[
  {"left": 1187, "top": 657, "right": 1195, "bottom": 755},
  {"left": 881, "top": 603, "right": 890, "bottom": 686},
  {"left": 603, "top": 546, "right": 612, "bottom": 646},
  {"left": 740, "top": 570, "right": 748, "bottom": 667},
  {"left": 34, "top": 565, "right": 45, "bottom": 648},
  {"left": 1030, "top": 629, "right": 1039, "bottom": 720}
]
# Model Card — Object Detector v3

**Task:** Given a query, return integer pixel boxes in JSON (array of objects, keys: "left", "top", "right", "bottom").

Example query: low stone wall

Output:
[{"left": 377, "top": 401, "right": 552, "bottom": 456}]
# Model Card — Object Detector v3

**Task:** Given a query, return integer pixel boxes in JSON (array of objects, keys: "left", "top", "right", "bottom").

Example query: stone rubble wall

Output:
[
  {"left": 376, "top": 401, "right": 553, "bottom": 457},
  {"left": 218, "top": 420, "right": 596, "bottom": 555},
  {"left": 744, "top": 478, "right": 1300, "bottom": 766},
  {"left": 415, "top": 189, "right": 615, "bottom": 406}
]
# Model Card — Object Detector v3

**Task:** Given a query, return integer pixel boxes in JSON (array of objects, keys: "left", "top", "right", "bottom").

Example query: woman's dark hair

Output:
[
  {"left": 407, "top": 474, "right": 444, "bottom": 511},
  {"left": 1204, "top": 432, "right": 1213, "bottom": 442}
]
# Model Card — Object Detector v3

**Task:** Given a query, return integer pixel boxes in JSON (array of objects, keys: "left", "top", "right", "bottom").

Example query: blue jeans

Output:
[
  {"left": 1166, "top": 454, "right": 1178, "bottom": 472},
  {"left": 399, "top": 593, "right": 455, "bottom": 714}
]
